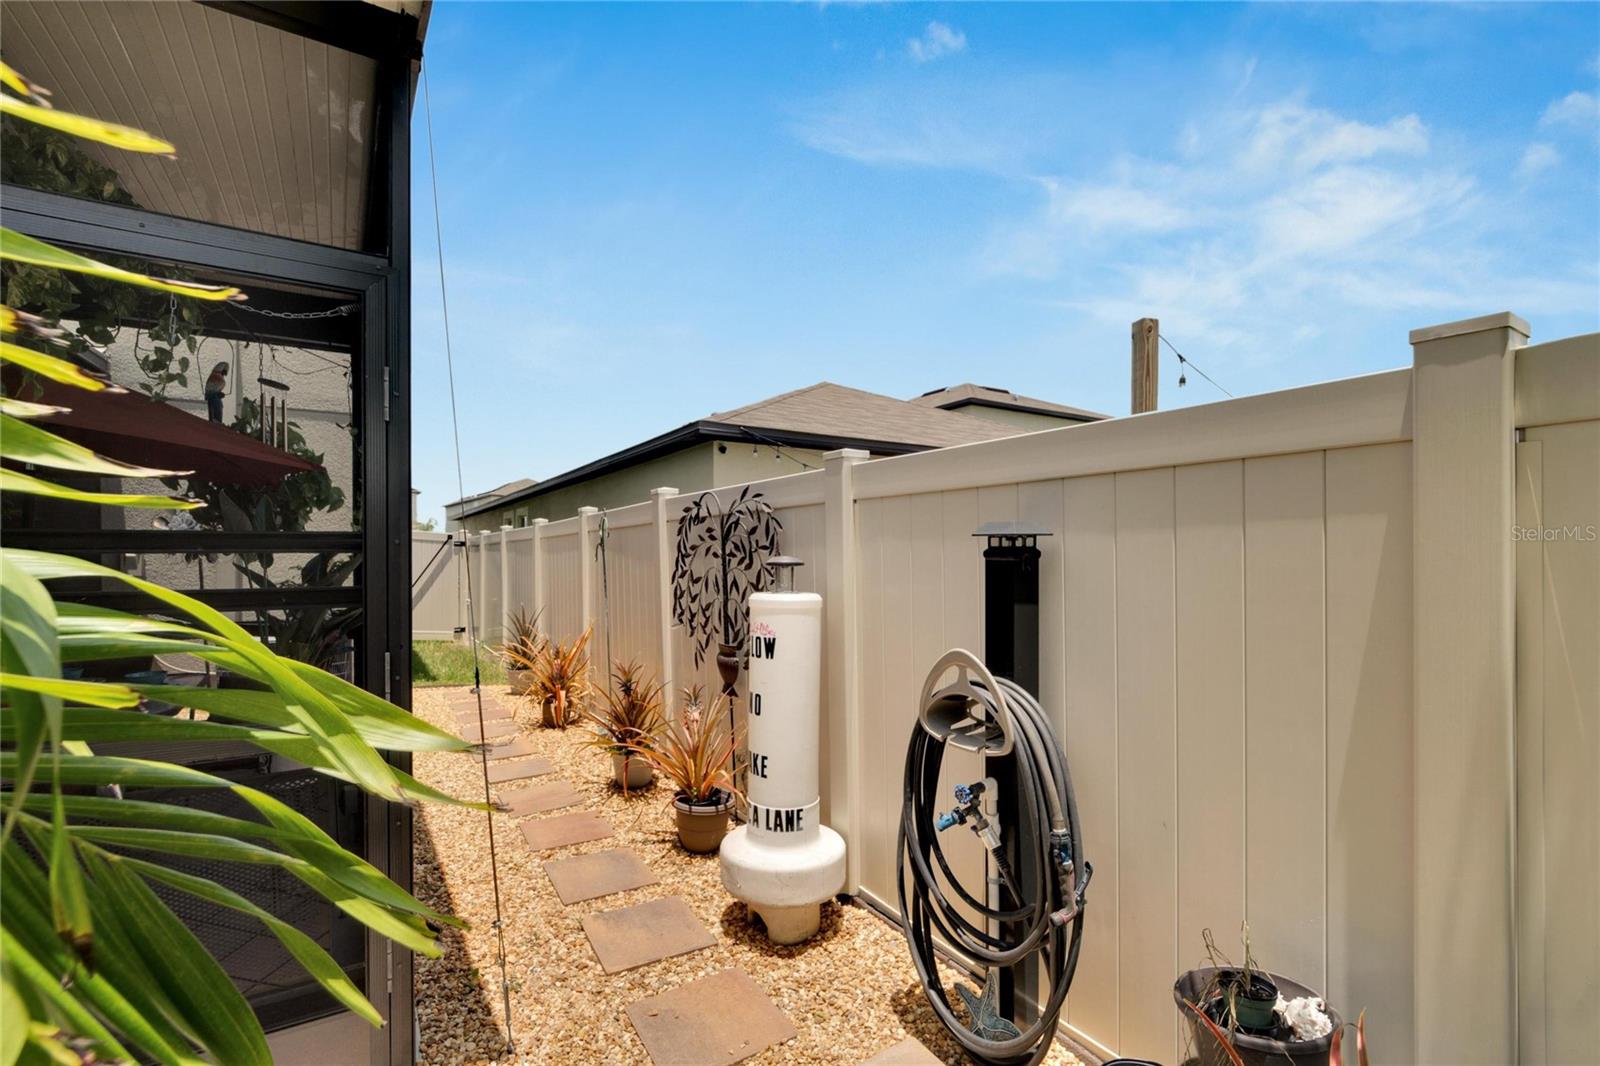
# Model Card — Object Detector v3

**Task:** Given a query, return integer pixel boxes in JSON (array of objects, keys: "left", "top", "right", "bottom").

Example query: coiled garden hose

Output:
[{"left": 898, "top": 650, "right": 1090, "bottom": 1066}]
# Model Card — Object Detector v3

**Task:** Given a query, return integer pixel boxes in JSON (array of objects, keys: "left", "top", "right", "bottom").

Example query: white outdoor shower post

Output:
[{"left": 720, "top": 556, "right": 847, "bottom": 943}]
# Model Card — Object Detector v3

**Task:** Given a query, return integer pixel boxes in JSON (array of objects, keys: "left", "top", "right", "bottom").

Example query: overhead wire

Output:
[
  {"left": 733, "top": 425, "right": 820, "bottom": 470},
  {"left": 1157, "top": 332, "right": 1233, "bottom": 398},
  {"left": 421, "top": 62, "right": 518, "bottom": 1058}
]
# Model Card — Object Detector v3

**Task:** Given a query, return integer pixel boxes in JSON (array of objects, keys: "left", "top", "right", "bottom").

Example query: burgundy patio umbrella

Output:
[{"left": 21, "top": 376, "right": 322, "bottom": 485}]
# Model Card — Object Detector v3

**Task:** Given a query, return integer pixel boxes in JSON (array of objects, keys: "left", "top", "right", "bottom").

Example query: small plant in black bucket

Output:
[
  {"left": 1174, "top": 924, "right": 1344, "bottom": 1066},
  {"left": 1203, "top": 926, "right": 1278, "bottom": 1034}
]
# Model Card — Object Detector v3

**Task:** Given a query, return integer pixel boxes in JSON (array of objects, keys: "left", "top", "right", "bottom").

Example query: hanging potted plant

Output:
[
  {"left": 499, "top": 606, "right": 544, "bottom": 696},
  {"left": 529, "top": 625, "right": 592, "bottom": 729},
  {"left": 629, "top": 687, "right": 739, "bottom": 853},
  {"left": 582, "top": 660, "right": 665, "bottom": 792}
]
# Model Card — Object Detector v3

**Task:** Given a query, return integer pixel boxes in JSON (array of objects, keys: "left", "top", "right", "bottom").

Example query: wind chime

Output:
[{"left": 254, "top": 343, "right": 290, "bottom": 449}]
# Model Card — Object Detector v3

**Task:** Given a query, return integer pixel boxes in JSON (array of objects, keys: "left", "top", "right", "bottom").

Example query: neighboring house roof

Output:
[
  {"left": 445, "top": 477, "right": 538, "bottom": 512},
  {"left": 912, "top": 383, "right": 1107, "bottom": 423},
  {"left": 461, "top": 380, "right": 1094, "bottom": 519},
  {"left": 710, "top": 382, "right": 1015, "bottom": 449}
]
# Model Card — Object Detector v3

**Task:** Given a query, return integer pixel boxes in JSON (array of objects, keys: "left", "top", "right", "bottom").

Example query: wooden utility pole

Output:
[{"left": 1132, "top": 317, "right": 1159, "bottom": 413}]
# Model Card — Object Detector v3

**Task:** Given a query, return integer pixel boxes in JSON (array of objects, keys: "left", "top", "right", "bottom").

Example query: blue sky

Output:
[{"left": 410, "top": 2, "right": 1599, "bottom": 524}]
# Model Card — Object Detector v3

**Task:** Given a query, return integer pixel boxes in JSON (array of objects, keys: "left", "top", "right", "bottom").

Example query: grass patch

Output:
[{"left": 411, "top": 641, "right": 507, "bottom": 688}]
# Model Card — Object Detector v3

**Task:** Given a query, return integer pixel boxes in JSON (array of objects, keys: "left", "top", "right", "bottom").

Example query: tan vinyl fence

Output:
[{"left": 421, "top": 315, "right": 1598, "bottom": 1065}]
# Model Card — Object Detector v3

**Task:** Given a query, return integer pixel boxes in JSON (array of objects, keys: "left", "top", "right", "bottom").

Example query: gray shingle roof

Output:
[
  {"left": 709, "top": 382, "right": 1015, "bottom": 448},
  {"left": 911, "top": 383, "right": 1107, "bottom": 422}
]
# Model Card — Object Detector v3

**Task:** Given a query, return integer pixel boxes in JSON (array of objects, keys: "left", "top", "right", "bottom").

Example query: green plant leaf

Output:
[
  {"left": 119, "top": 856, "right": 381, "bottom": 1025},
  {"left": 2, "top": 849, "right": 200, "bottom": 1065},
  {"left": 0, "top": 555, "right": 58, "bottom": 845},
  {"left": 0, "top": 468, "right": 203, "bottom": 509},
  {"left": 1, "top": 931, "right": 132, "bottom": 1066},
  {"left": 0, "top": 674, "right": 137, "bottom": 709},
  {"left": 9, "top": 548, "right": 410, "bottom": 802},
  {"left": 2, "top": 758, "right": 465, "bottom": 927},
  {"left": 0, "top": 412, "right": 190, "bottom": 476},
  {"left": 59, "top": 825, "right": 443, "bottom": 956},
  {"left": 75, "top": 845, "right": 270, "bottom": 1066},
  {"left": 0, "top": 94, "right": 176, "bottom": 155},
  {"left": 1, "top": 967, "right": 27, "bottom": 1066},
  {"left": 0, "top": 340, "right": 112, "bottom": 391},
  {"left": 47, "top": 783, "right": 93, "bottom": 971},
  {"left": 0, "top": 229, "right": 241, "bottom": 302}
]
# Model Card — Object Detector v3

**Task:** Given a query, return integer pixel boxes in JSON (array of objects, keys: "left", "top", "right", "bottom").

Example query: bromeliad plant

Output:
[
  {"left": 498, "top": 606, "right": 544, "bottom": 696},
  {"left": 0, "top": 62, "right": 477, "bottom": 1066},
  {"left": 636, "top": 690, "right": 740, "bottom": 803},
  {"left": 581, "top": 661, "right": 665, "bottom": 792},
  {"left": 519, "top": 625, "right": 593, "bottom": 729},
  {"left": 628, "top": 688, "right": 742, "bottom": 852}
]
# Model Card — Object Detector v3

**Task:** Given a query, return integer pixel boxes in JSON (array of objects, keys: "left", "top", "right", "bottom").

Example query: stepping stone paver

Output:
[
  {"left": 499, "top": 779, "right": 584, "bottom": 817},
  {"left": 487, "top": 756, "right": 555, "bottom": 784},
  {"left": 582, "top": 896, "right": 714, "bottom": 974},
  {"left": 450, "top": 697, "right": 513, "bottom": 713},
  {"left": 544, "top": 848, "right": 658, "bottom": 905},
  {"left": 459, "top": 719, "right": 519, "bottom": 741},
  {"left": 485, "top": 737, "right": 537, "bottom": 760},
  {"left": 626, "top": 967, "right": 796, "bottom": 1066},
  {"left": 519, "top": 810, "right": 613, "bottom": 851},
  {"left": 860, "top": 1038, "right": 942, "bottom": 1066},
  {"left": 455, "top": 706, "right": 515, "bottom": 726}
]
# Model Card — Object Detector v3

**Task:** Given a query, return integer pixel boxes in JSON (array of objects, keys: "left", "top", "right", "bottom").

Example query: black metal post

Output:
[{"left": 980, "top": 529, "right": 1043, "bottom": 1023}]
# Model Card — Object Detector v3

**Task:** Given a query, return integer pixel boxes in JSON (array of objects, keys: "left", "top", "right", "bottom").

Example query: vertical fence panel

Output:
[
  {"left": 1112, "top": 468, "right": 1178, "bottom": 1061},
  {"left": 1325, "top": 442, "right": 1415, "bottom": 1057},
  {"left": 542, "top": 529, "right": 583, "bottom": 643},
  {"left": 938, "top": 488, "right": 989, "bottom": 938},
  {"left": 504, "top": 528, "right": 536, "bottom": 620},
  {"left": 480, "top": 532, "right": 505, "bottom": 645},
  {"left": 1173, "top": 461, "right": 1246, "bottom": 978},
  {"left": 592, "top": 520, "right": 660, "bottom": 679},
  {"left": 1243, "top": 453, "right": 1327, "bottom": 988},
  {"left": 410, "top": 532, "right": 461, "bottom": 641},
  {"left": 1060, "top": 473, "right": 1119, "bottom": 1050},
  {"left": 856, "top": 497, "right": 893, "bottom": 900},
  {"left": 1517, "top": 417, "right": 1600, "bottom": 1063}
]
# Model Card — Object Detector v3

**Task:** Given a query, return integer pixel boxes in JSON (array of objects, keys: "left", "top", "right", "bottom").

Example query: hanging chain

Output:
[{"left": 232, "top": 303, "right": 359, "bottom": 320}]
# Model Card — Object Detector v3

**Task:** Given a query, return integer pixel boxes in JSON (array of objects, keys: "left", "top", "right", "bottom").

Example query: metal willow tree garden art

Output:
[{"left": 670, "top": 487, "right": 783, "bottom": 796}]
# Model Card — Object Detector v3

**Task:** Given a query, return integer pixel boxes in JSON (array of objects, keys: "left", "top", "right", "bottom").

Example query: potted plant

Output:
[
  {"left": 629, "top": 687, "right": 739, "bottom": 852},
  {"left": 1175, "top": 925, "right": 1344, "bottom": 1066},
  {"left": 582, "top": 660, "right": 665, "bottom": 792},
  {"left": 529, "top": 625, "right": 592, "bottom": 728},
  {"left": 499, "top": 606, "right": 544, "bottom": 695}
]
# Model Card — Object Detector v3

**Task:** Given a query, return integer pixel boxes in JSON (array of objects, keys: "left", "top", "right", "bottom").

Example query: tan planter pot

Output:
[
  {"left": 611, "top": 752, "right": 654, "bottom": 792},
  {"left": 540, "top": 693, "right": 570, "bottom": 728},
  {"left": 507, "top": 668, "right": 534, "bottom": 696},
  {"left": 673, "top": 790, "right": 733, "bottom": 853}
]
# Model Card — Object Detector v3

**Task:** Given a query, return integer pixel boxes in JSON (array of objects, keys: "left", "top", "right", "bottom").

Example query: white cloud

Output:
[
  {"left": 979, "top": 90, "right": 1597, "bottom": 372},
  {"left": 1240, "top": 100, "right": 1428, "bottom": 173},
  {"left": 1516, "top": 142, "right": 1561, "bottom": 180},
  {"left": 1257, "top": 167, "right": 1472, "bottom": 260},
  {"left": 1040, "top": 179, "right": 1194, "bottom": 233},
  {"left": 907, "top": 22, "right": 966, "bottom": 63},
  {"left": 1540, "top": 91, "right": 1600, "bottom": 130}
]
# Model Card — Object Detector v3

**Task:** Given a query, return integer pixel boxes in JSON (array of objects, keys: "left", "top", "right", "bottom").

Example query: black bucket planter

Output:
[{"left": 1174, "top": 967, "right": 1343, "bottom": 1066}]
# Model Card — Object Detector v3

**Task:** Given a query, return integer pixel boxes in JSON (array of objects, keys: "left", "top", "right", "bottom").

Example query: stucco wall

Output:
[
  {"left": 711, "top": 442, "right": 828, "bottom": 486},
  {"left": 462, "top": 443, "right": 717, "bottom": 530}
]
